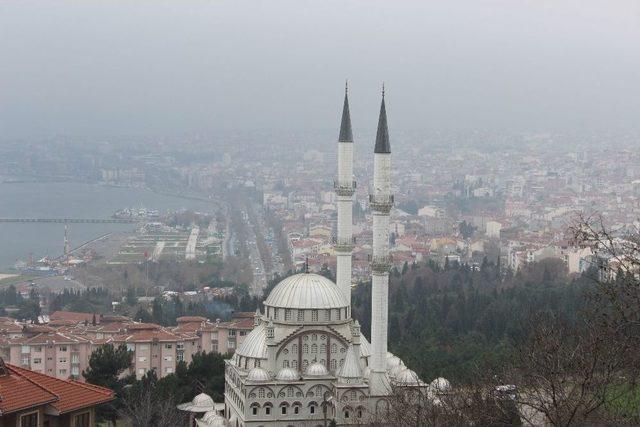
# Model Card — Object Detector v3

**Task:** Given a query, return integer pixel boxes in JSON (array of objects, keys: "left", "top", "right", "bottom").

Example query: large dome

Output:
[{"left": 265, "top": 273, "right": 348, "bottom": 310}]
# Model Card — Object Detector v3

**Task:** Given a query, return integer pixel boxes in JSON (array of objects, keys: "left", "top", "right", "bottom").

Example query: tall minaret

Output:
[
  {"left": 335, "top": 81, "right": 355, "bottom": 308},
  {"left": 369, "top": 85, "right": 393, "bottom": 395}
]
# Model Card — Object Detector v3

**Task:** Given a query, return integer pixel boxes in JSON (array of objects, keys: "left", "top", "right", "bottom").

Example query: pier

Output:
[{"left": 0, "top": 218, "right": 138, "bottom": 224}]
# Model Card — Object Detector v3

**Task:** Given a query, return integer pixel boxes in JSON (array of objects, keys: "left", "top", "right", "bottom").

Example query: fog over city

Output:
[
  {"left": 2, "top": 2, "right": 640, "bottom": 426},
  {"left": 2, "top": 0, "right": 640, "bottom": 140}
]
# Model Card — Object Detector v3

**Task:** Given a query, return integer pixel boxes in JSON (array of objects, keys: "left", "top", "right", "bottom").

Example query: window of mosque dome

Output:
[
  {"left": 311, "top": 310, "right": 318, "bottom": 321},
  {"left": 297, "top": 310, "right": 304, "bottom": 322}
]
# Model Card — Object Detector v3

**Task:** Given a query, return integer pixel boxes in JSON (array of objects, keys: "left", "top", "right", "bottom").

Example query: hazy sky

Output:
[{"left": 1, "top": 0, "right": 639, "bottom": 140}]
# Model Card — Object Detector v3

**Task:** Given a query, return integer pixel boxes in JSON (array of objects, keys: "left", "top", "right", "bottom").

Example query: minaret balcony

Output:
[
  {"left": 332, "top": 236, "right": 355, "bottom": 252},
  {"left": 334, "top": 180, "right": 356, "bottom": 196},
  {"left": 368, "top": 194, "right": 394, "bottom": 213},
  {"left": 371, "top": 255, "right": 392, "bottom": 274}
]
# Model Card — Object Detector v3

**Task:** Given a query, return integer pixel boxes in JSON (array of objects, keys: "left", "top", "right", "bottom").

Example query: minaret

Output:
[
  {"left": 369, "top": 85, "right": 393, "bottom": 395},
  {"left": 335, "top": 81, "right": 355, "bottom": 308}
]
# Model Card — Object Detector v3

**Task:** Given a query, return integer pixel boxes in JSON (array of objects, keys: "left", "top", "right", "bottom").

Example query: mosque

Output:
[{"left": 219, "top": 86, "right": 443, "bottom": 426}]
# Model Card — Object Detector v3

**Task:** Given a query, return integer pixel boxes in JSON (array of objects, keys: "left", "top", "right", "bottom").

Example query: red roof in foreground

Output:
[
  {"left": 0, "top": 365, "right": 57, "bottom": 415},
  {"left": 1, "top": 363, "right": 114, "bottom": 415}
]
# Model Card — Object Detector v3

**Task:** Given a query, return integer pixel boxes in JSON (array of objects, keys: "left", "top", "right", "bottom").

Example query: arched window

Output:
[
  {"left": 331, "top": 344, "right": 337, "bottom": 354},
  {"left": 320, "top": 343, "right": 326, "bottom": 353},
  {"left": 312, "top": 334, "right": 317, "bottom": 341},
  {"left": 273, "top": 308, "right": 278, "bottom": 320},
  {"left": 330, "top": 359, "right": 337, "bottom": 370},
  {"left": 292, "top": 344, "right": 298, "bottom": 354},
  {"left": 350, "top": 390, "right": 356, "bottom": 400},
  {"left": 250, "top": 402, "right": 260, "bottom": 416},
  {"left": 308, "top": 401, "right": 317, "bottom": 414},
  {"left": 311, "top": 344, "right": 317, "bottom": 354},
  {"left": 285, "top": 309, "right": 292, "bottom": 321},
  {"left": 287, "top": 386, "right": 293, "bottom": 397},
  {"left": 312, "top": 310, "right": 318, "bottom": 321},
  {"left": 258, "top": 388, "right": 265, "bottom": 398},
  {"left": 280, "top": 402, "right": 289, "bottom": 415},
  {"left": 302, "top": 359, "right": 309, "bottom": 371},
  {"left": 283, "top": 359, "right": 289, "bottom": 368},
  {"left": 344, "top": 409, "right": 350, "bottom": 419},
  {"left": 292, "top": 360, "right": 298, "bottom": 369},
  {"left": 303, "top": 344, "right": 309, "bottom": 354}
]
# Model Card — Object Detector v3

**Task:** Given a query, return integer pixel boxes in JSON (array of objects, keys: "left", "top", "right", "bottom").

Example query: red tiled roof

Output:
[
  {"left": 0, "top": 364, "right": 58, "bottom": 415},
  {"left": 5, "top": 364, "right": 114, "bottom": 414}
]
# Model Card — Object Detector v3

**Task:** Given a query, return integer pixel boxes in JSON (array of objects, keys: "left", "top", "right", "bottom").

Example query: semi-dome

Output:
[
  {"left": 395, "top": 369, "right": 421, "bottom": 385},
  {"left": 387, "top": 354, "right": 403, "bottom": 370},
  {"left": 264, "top": 273, "right": 348, "bottom": 309},
  {"left": 337, "top": 345, "right": 363, "bottom": 382},
  {"left": 276, "top": 367, "right": 301, "bottom": 381},
  {"left": 306, "top": 362, "right": 330, "bottom": 376},
  {"left": 388, "top": 363, "right": 406, "bottom": 379},
  {"left": 430, "top": 377, "right": 451, "bottom": 392},
  {"left": 246, "top": 367, "right": 271, "bottom": 382},
  {"left": 235, "top": 323, "right": 267, "bottom": 360}
]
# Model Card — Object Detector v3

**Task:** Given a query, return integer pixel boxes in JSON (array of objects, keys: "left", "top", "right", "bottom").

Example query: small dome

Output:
[
  {"left": 177, "top": 392, "right": 215, "bottom": 412},
  {"left": 276, "top": 367, "right": 300, "bottom": 381},
  {"left": 306, "top": 361, "right": 329, "bottom": 376},
  {"left": 430, "top": 377, "right": 451, "bottom": 392},
  {"left": 246, "top": 367, "right": 271, "bottom": 382},
  {"left": 386, "top": 355, "right": 403, "bottom": 370},
  {"left": 235, "top": 323, "right": 267, "bottom": 359},
  {"left": 264, "top": 273, "right": 348, "bottom": 310},
  {"left": 395, "top": 369, "right": 420, "bottom": 385},
  {"left": 200, "top": 411, "right": 226, "bottom": 427}
]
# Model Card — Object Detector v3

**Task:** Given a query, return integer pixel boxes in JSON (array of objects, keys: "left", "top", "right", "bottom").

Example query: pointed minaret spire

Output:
[
  {"left": 369, "top": 84, "right": 393, "bottom": 396},
  {"left": 374, "top": 85, "right": 390, "bottom": 154},
  {"left": 339, "top": 80, "right": 353, "bottom": 143},
  {"left": 335, "top": 82, "right": 356, "bottom": 308}
]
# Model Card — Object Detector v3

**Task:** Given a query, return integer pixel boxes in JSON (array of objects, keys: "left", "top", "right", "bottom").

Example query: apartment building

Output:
[{"left": 0, "top": 311, "right": 256, "bottom": 381}]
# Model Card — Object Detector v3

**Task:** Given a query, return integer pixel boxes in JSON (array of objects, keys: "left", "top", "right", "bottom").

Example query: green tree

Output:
[{"left": 83, "top": 344, "right": 135, "bottom": 425}]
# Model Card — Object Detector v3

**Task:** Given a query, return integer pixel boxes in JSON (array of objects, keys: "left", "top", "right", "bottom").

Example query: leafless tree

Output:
[
  {"left": 117, "top": 378, "right": 186, "bottom": 427},
  {"left": 504, "top": 214, "right": 640, "bottom": 426}
]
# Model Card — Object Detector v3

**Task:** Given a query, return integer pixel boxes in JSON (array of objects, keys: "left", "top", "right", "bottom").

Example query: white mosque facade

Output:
[{"left": 223, "top": 86, "right": 426, "bottom": 427}]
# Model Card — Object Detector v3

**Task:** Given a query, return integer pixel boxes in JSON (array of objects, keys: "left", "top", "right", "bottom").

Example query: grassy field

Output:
[{"left": 0, "top": 274, "right": 34, "bottom": 286}]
